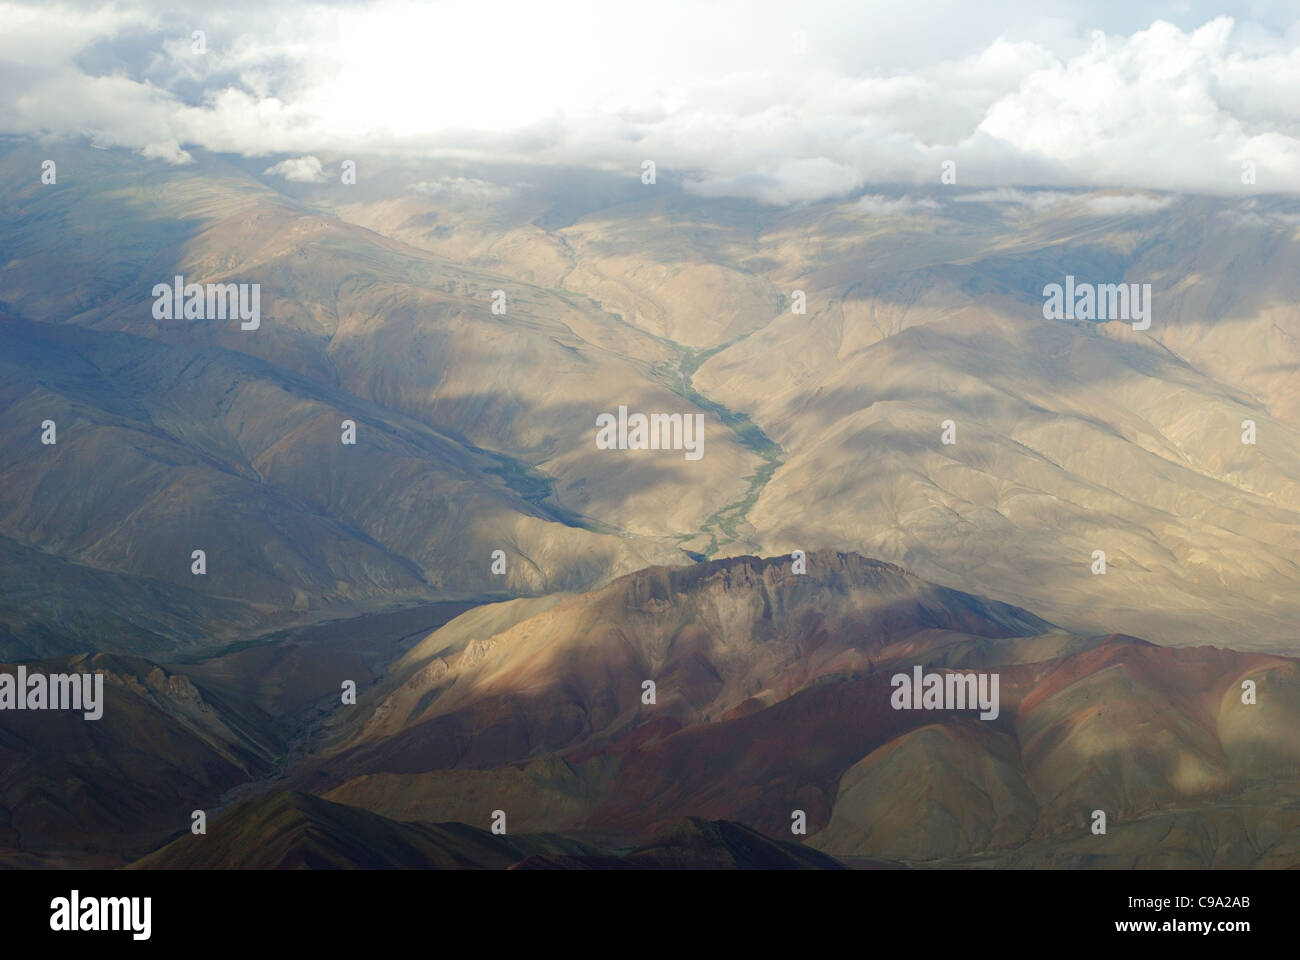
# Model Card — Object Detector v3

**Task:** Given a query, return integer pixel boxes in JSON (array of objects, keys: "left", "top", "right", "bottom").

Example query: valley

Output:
[{"left": 666, "top": 340, "right": 785, "bottom": 558}]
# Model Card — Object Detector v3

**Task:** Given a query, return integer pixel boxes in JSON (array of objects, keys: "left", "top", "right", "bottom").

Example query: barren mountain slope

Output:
[{"left": 305, "top": 552, "right": 1300, "bottom": 867}]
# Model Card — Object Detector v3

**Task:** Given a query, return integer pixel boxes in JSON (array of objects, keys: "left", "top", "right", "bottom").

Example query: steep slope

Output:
[{"left": 0, "top": 653, "right": 284, "bottom": 865}]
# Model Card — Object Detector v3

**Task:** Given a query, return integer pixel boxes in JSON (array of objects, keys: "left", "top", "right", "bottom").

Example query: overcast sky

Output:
[{"left": 3, "top": 0, "right": 1299, "bottom": 202}]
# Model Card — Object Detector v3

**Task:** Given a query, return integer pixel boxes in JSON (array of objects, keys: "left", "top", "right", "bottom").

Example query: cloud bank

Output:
[{"left": 2, "top": 0, "right": 1299, "bottom": 203}]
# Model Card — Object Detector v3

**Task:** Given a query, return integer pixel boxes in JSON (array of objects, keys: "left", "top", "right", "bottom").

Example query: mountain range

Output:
[
  {"left": 3, "top": 550, "right": 1297, "bottom": 868},
  {"left": 3, "top": 145, "right": 1299, "bottom": 657},
  {"left": 2, "top": 140, "right": 1299, "bottom": 868}
]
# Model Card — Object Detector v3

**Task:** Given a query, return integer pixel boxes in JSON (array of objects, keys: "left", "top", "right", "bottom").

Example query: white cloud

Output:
[
  {"left": 949, "top": 187, "right": 1175, "bottom": 215},
  {"left": 1218, "top": 197, "right": 1300, "bottom": 229},
  {"left": 686, "top": 158, "right": 867, "bottom": 206},
  {"left": 856, "top": 194, "right": 942, "bottom": 216},
  {"left": 263, "top": 155, "right": 328, "bottom": 182},
  {"left": 2, "top": 2, "right": 1299, "bottom": 203},
  {"left": 409, "top": 176, "right": 513, "bottom": 200},
  {"left": 139, "top": 139, "right": 193, "bottom": 165},
  {"left": 1079, "top": 193, "right": 1176, "bottom": 215}
]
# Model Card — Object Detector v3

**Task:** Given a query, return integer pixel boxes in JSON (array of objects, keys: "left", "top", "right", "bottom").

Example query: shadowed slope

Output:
[{"left": 128, "top": 790, "right": 600, "bottom": 869}]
